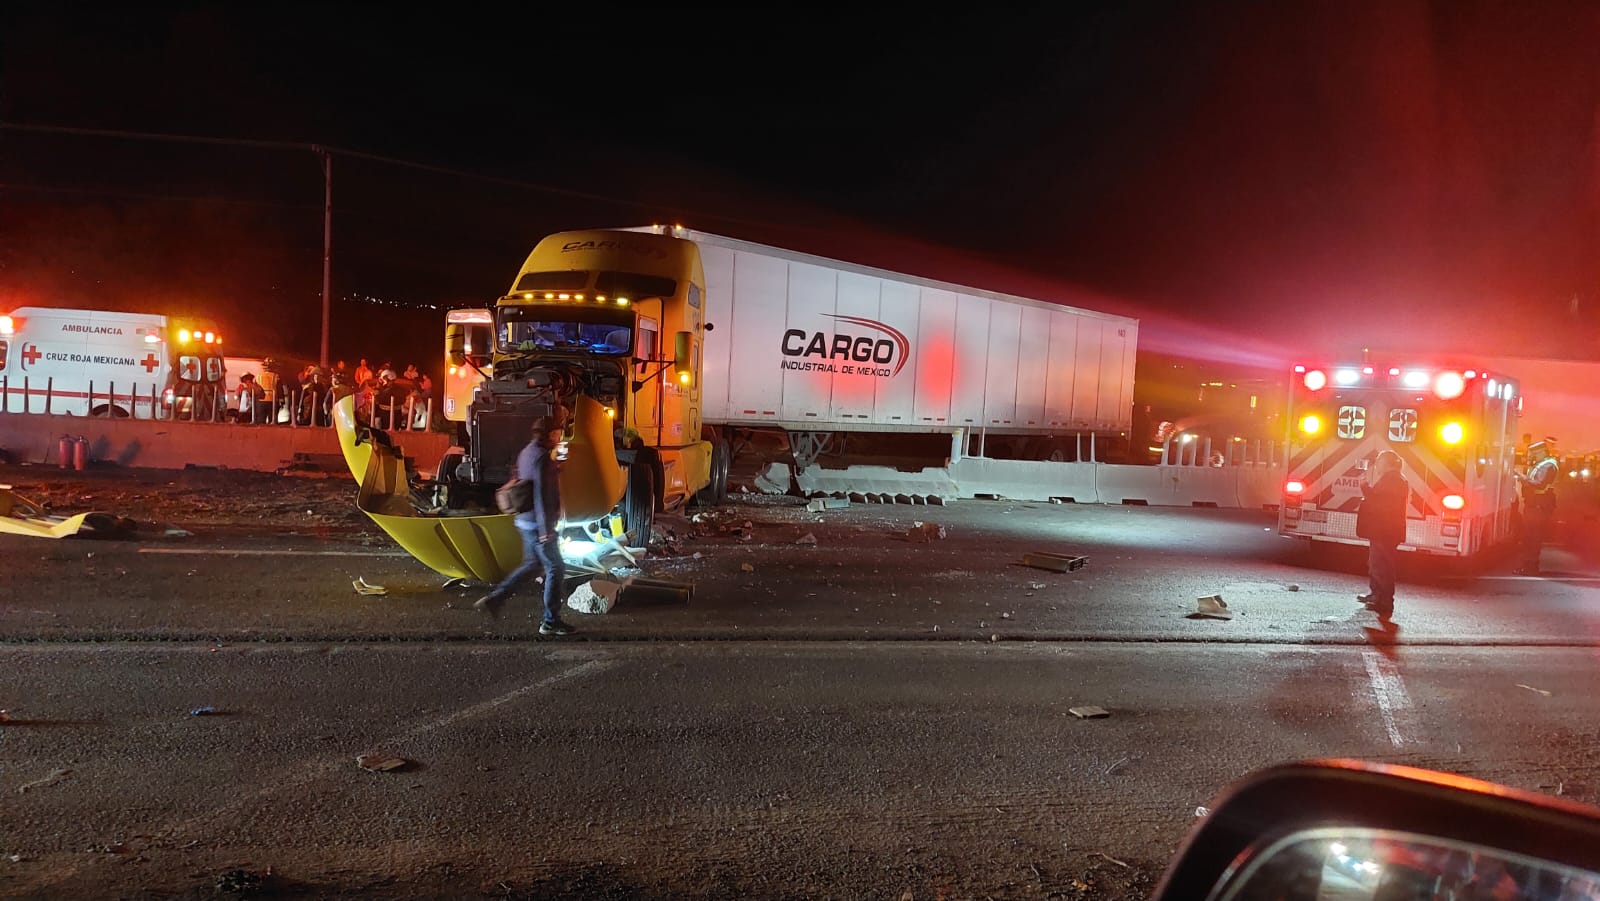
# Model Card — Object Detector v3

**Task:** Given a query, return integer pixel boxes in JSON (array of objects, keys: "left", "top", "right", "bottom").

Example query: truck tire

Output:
[
  {"left": 694, "top": 438, "right": 731, "bottom": 507},
  {"left": 624, "top": 461, "right": 656, "bottom": 546}
]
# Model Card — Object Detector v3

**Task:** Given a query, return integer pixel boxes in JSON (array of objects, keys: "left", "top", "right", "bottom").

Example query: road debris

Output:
[
  {"left": 355, "top": 753, "right": 410, "bottom": 773},
  {"left": 1021, "top": 551, "right": 1087, "bottom": 572},
  {"left": 740, "top": 562, "right": 755, "bottom": 573},
  {"left": 1187, "top": 595, "right": 1232, "bottom": 620},
  {"left": 1195, "top": 806, "right": 1211, "bottom": 817},
  {"left": 1287, "top": 584, "right": 1300, "bottom": 592},
  {"left": 567, "top": 578, "right": 623, "bottom": 614},
  {"left": 906, "top": 521, "right": 947, "bottom": 543},
  {"left": 189, "top": 706, "right": 220, "bottom": 716},
  {"left": 805, "top": 497, "right": 851, "bottom": 513},
  {"left": 1517, "top": 683, "right": 1553, "bottom": 697},
  {"left": 1069, "top": 706, "right": 1110, "bottom": 719},
  {"left": 620, "top": 576, "right": 693, "bottom": 605},
  {"left": 351, "top": 577, "right": 388, "bottom": 596},
  {"left": 163, "top": 528, "right": 194, "bottom": 538},
  {"left": 216, "top": 867, "right": 268, "bottom": 894},
  {"left": 795, "top": 532, "right": 817, "bottom": 546},
  {"left": 1093, "top": 851, "right": 1131, "bottom": 869},
  {"left": 18, "top": 768, "right": 72, "bottom": 793}
]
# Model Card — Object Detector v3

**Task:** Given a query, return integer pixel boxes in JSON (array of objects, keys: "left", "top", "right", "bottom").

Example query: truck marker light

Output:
[
  {"left": 678, "top": 371, "right": 691, "bottom": 385},
  {"left": 1299, "top": 414, "right": 1321, "bottom": 434},
  {"left": 1285, "top": 480, "right": 1305, "bottom": 495},
  {"left": 544, "top": 293, "right": 555, "bottom": 300},
  {"left": 1440, "top": 421, "right": 1464, "bottom": 444},
  {"left": 575, "top": 294, "right": 584, "bottom": 301},
  {"left": 523, "top": 293, "right": 534, "bottom": 300},
  {"left": 1434, "top": 371, "right": 1465, "bottom": 399},
  {"left": 616, "top": 298, "right": 630, "bottom": 306},
  {"left": 1303, "top": 369, "right": 1326, "bottom": 390},
  {"left": 605, "top": 407, "right": 616, "bottom": 419},
  {"left": 1442, "top": 494, "right": 1465, "bottom": 511},
  {"left": 558, "top": 293, "right": 570, "bottom": 300}
]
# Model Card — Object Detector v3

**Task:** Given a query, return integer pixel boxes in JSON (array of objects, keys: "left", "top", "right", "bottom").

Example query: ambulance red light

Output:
[
  {"left": 1434, "top": 371, "right": 1466, "bottom": 399},
  {"left": 1302, "top": 370, "right": 1327, "bottom": 391},
  {"left": 1285, "top": 480, "right": 1306, "bottom": 496},
  {"left": 1442, "top": 494, "right": 1465, "bottom": 511}
]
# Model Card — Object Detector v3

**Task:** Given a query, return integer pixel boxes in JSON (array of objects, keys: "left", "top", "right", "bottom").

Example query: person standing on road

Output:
[
  {"left": 474, "top": 415, "right": 575, "bottom": 635},
  {"left": 1356, "top": 450, "right": 1408, "bottom": 618},
  {"left": 1514, "top": 437, "right": 1560, "bottom": 575}
]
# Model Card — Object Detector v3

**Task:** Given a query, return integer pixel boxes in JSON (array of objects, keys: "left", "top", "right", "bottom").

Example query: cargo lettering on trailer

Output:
[{"left": 779, "top": 315, "right": 910, "bottom": 378}]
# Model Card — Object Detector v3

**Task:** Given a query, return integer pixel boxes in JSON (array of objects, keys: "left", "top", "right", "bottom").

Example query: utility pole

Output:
[{"left": 319, "top": 146, "right": 333, "bottom": 367}]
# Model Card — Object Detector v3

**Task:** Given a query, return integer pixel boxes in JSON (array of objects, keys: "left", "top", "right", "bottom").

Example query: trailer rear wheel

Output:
[
  {"left": 694, "top": 437, "right": 731, "bottom": 507},
  {"left": 624, "top": 461, "right": 656, "bottom": 547}
]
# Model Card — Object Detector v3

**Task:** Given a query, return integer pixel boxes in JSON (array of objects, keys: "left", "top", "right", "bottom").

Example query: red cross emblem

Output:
[
  {"left": 21, "top": 343, "right": 41, "bottom": 367},
  {"left": 141, "top": 353, "right": 160, "bottom": 373}
]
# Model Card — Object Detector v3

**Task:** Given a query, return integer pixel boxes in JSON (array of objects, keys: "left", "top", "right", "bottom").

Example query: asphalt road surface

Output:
[{"left": 4, "top": 488, "right": 1600, "bottom": 898}]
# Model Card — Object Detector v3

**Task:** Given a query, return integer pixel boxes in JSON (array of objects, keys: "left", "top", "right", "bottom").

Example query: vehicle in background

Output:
[
  {"left": 1278, "top": 361, "right": 1521, "bottom": 558},
  {"left": 0, "top": 306, "right": 227, "bottom": 420},
  {"left": 222, "top": 355, "right": 268, "bottom": 420}
]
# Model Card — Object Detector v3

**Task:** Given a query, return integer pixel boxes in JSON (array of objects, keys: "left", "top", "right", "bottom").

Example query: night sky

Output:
[{"left": 2, "top": 2, "right": 1596, "bottom": 377}]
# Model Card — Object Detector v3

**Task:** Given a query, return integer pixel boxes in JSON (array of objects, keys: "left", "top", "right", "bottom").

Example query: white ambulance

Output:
[
  {"left": 1278, "top": 360, "right": 1522, "bottom": 558},
  {"left": 0, "top": 306, "right": 228, "bottom": 420}
]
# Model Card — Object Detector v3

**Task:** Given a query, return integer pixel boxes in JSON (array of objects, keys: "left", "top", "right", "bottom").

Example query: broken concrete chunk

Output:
[
  {"left": 566, "top": 578, "right": 623, "bottom": 615},
  {"left": 1069, "top": 706, "right": 1110, "bottom": 719},
  {"left": 1187, "top": 595, "right": 1232, "bottom": 620},
  {"left": 907, "top": 521, "right": 947, "bottom": 543}
]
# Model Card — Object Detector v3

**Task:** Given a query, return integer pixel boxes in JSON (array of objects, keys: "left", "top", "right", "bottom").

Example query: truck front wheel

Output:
[{"left": 623, "top": 461, "right": 656, "bottom": 547}]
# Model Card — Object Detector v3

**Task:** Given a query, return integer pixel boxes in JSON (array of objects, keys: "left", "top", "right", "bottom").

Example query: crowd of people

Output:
[{"left": 234, "top": 356, "right": 436, "bottom": 430}]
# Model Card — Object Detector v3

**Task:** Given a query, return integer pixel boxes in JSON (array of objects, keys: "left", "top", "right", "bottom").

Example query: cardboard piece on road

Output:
[
  {"left": 1069, "top": 706, "right": 1111, "bottom": 719},
  {"left": 355, "top": 753, "right": 410, "bottom": 773},
  {"left": 1021, "top": 551, "right": 1087, "bottom": 572},
  {"left": 1188, "top": 595, "right": 1232, "bottom": 620}
]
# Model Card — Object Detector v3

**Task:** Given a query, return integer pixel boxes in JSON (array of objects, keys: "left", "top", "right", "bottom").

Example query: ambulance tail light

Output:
[
  {"left": 1442, "top": 494, "right": 1465, "bottom": 511},
  {"left": 1439, "top": 421, "right": 1465, "bottom": 445},
  {"left": 1299, "top": 414, "right": 1322, "bottom": 435},
  {"left": 1284, "top": 480, "right": 1306, "bottom": 496}
]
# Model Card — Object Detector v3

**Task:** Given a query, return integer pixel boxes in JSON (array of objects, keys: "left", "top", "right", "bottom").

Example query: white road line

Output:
[
  {"left": 1363, "top": 651, "right": 1412, "bottom": 747},
  {"left": 13, "top": 654, "right": 615, "bottom": 894},
  {"left": 137, "top": 547, "right": 412, "bottom": 557}
]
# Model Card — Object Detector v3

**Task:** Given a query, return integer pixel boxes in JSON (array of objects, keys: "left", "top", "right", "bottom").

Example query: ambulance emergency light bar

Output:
[{"left": 1291, "top": 364, "right": 1495, "bottom": 401}]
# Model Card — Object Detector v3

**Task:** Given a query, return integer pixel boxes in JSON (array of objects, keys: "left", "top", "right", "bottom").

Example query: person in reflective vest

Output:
[{"left": 1514, "top": 438, "right": 1559, "bottom": 575}]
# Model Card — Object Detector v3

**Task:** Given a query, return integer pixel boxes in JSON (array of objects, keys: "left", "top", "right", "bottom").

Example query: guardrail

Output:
[{"left": 1, "top": 376, "right": 437, "bottom": 433}]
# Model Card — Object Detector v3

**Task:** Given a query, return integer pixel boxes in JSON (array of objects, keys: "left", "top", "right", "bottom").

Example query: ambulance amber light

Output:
[
  {"left": 1435, "top": 371, "right": 1466, "bottom": 399},
  {"left": 1442, "top": 494, "right": 1465, "bottom": 511},
  {"left": 1303, "top": 369, "right": 1327, "bottom": 391},
  {"left": 1299, "top": 414, "right": 1322, "bottom": 434},
  {"left": 1285, "top": 480, "right": 1306, "bottom": 496},
  {"left": 1440, "top": 421, "right": 1465, "bottom": 444}
]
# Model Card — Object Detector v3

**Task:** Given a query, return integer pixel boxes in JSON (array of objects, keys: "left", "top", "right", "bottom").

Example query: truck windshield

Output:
[{"left": 498, "top": 307, "right": 633, "bottom": 355}]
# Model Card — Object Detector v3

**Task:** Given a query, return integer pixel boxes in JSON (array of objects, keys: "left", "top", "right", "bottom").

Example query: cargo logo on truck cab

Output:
[
  {"left": 560, "top": 239, "right": 669, "bottom": 261},
  {"left": 781, "top": 315, "right": 909, "bottom": 377}
]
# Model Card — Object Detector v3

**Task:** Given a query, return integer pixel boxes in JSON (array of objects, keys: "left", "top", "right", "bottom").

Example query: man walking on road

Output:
[
  {"left": 474, "top": 415, "right": 575, "bottom": 635},
  {"left": 1356, "top": 450, "right": 1408, "bottom": 619},
  {"left": 1514, "top": 437, "right": 1559, "bottom": 575}
]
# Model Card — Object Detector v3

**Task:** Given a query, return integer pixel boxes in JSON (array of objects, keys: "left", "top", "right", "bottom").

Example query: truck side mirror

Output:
[
  {"left": 445, "top": 323, "right": 467, "bottom": 367},
  {"left": 673, "top": 331, "right": 692, "bottom": 371}
]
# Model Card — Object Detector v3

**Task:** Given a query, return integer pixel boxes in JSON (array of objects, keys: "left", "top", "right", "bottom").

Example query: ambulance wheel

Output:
[{"left": 624, "top": 461, "right": 656, "bottom": 547}]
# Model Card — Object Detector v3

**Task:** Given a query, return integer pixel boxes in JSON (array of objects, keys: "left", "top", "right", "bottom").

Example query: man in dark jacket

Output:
[
  {"left": 474, "top": 415, "right": 574, "bottom": 635},
  {"left": 1514, "top": 438, "right": 1559, "bottom": 575},
  {"left": 1356, "top": 450, "right": 1408, "bottom": 618}
]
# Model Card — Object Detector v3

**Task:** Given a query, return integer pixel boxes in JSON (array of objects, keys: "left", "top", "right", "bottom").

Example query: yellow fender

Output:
[
  {"left": 0, "top": 486, "right": 96, "bottom": 539},
  {"left": 332, "top": 394, "right": 626, "bottom": 582}
]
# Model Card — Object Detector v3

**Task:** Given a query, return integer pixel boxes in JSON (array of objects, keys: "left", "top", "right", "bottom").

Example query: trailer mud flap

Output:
[{"left": 332, "top": 394, "right": 625, "bottom": 582}]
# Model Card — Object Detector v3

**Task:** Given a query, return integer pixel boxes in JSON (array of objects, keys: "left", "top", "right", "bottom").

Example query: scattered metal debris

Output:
[
  {"left": 189, "top": 706, "right": 220, "bottom": 716},
  {"left": 1069, "top": 706, "right": 1110, "bottom": 719},
  {"left": 355, "top": 753, "right": 410, "bottom": 773},
  {"left": 1021, "top": 551, "right": 1087, "bottom": 572},
  {"left": 1517, "top": 683, "right": 1553, "bottom": 697},
  {"left": 352, "top": 577, "right": 388, "bottom": 596},
  {"left": 18, "top": 768, "right": 71, "bottom": 794}
]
